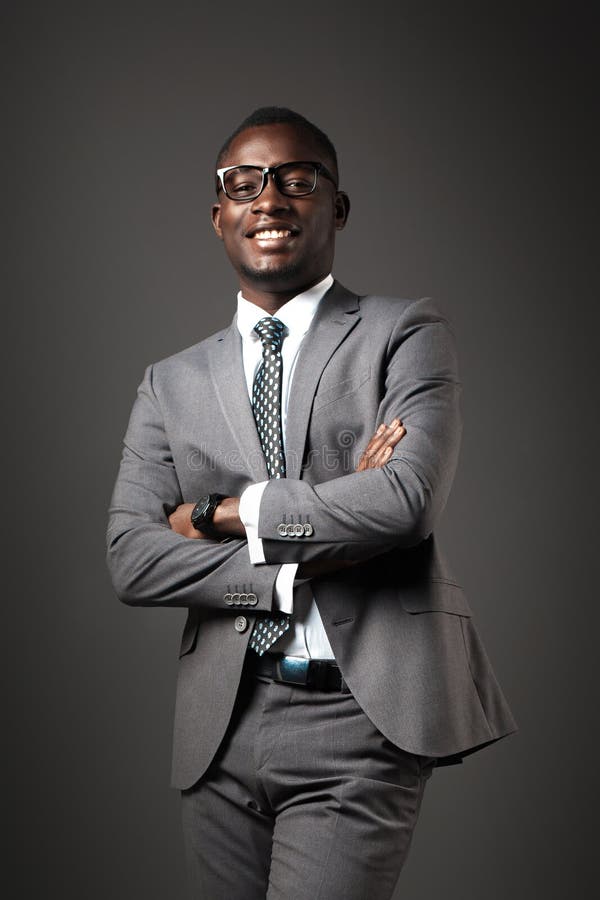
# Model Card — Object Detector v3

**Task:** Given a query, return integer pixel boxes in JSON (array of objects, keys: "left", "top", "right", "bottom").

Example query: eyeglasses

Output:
[{"left": 215, "top": 161, "right": 337, "bottom": 202}]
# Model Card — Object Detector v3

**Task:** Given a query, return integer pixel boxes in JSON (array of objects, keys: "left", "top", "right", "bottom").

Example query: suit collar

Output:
[{"left": 235, "top": 273, "right": 334, "bottom": 340}]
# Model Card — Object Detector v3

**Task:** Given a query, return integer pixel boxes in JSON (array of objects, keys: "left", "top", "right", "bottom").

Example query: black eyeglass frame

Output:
[{"left": 215, "top": 161, "right": 338, "bottom": 201}]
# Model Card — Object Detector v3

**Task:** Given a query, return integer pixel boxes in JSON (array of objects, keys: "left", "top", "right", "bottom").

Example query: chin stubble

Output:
[{"left": 239, "top": 259, "right": 305, "bottom": 284}]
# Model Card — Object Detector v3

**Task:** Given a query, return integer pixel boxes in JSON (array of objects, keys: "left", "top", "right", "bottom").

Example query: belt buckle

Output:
[
  {"left": 307, "top": 660, "right": 329, "bottom": 689},
  {"left": 274, "top": 655, "right": 310, "bottom": 686}
]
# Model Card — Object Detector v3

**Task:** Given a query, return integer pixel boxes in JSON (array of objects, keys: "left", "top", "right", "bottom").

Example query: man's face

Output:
[{"left": 212, "top": 123, "right": 349, "bottom": 299}]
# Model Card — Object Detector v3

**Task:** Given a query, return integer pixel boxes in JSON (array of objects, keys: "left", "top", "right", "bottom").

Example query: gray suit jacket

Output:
[{"left": 106, "top": 280, "right": 517, "bottom": 790}]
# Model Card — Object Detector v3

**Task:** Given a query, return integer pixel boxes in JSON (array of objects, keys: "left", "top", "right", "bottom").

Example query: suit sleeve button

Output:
[
  {"left": 303, "top": 523, "right": 314, "bottom": 536},
  {"left": 247, "top": 593, "right": 258, "bottom": 606},
  {"left": 224, "top": 593, "right": 233, "bottom": 605},
  {"left": 285, "top": 523, "right": 296, "bottom": 536},
  {"left": 293, "top": 523, "right": 304, "bottom": 537},
  {"left": 231, "top": 592, "right": 240, "bottom": 605},
  {"left": 277, "top": 523, "right": 287, "bottom": 536}
]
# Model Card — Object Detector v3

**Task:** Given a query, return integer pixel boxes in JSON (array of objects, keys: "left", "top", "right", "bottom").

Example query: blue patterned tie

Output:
[{"left": 248, "top": 317, "right": 291, "bottom": 655}]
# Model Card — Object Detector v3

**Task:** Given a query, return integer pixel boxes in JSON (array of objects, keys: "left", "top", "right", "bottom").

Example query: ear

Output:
[
  {"left": 211, "top": 203, "right": 223, "bottom": 239},
  {"left": 334, "top": 191, "right": 350, "bottom": 230}
]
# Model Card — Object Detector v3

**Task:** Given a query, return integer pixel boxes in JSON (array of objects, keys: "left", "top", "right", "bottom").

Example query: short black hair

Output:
[{"left": 215, "top": 106, "right": 339, "bottom": 185}]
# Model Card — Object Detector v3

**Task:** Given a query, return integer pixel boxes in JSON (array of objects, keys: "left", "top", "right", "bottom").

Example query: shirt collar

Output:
[{"left": 236, "top": 274, "right": 334, "bottom": 341}]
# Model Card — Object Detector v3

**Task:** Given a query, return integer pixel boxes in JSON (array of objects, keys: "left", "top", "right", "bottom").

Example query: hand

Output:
[
  {"left": 355, "top": 418, "right": 406, "bottom": 472},
  {"left": 168, "top": 497, "right": 245, "bottom": 539},
  {"left": 168, "top": 503, "right": 207, "bottom": 539}
]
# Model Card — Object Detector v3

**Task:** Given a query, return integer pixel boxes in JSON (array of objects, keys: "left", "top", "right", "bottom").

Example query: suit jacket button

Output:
[
  {"left": 247, "top": 593, "right": 258, "bottom": 606},
  {"left": 277, "top": 523, "right": 287, "bottom": 536},
  {"left": 231, "top": 592, "right": 240, "bottom": 605},
  {"left": 224, "top": 593, "right": 233, "bottom": 605},
  {"left": 239, "top": 593, "right": 248, "bottom": 605},
  {"left": 293, "top": 523, "right": 304, "bottom": 537},
  {"left": 285, "top": 523, "right": 296, "bottom": 536},
  {"left": 303, "top": 523, "right": 314, "bottom": 536},
  {"left": 234, "top": 616, "right": 248, "bottom": 633}
]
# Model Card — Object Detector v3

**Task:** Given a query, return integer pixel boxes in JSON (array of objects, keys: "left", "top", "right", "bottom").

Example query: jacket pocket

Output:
[
  {"left": 400, "top": 580, "right": 472, "bottom": 617},
  {"left": 312, "top": 366, "right": 372, "bottom": 412},
  {"left": 179, "top": 610, "right": 200, "bottom": 657}
]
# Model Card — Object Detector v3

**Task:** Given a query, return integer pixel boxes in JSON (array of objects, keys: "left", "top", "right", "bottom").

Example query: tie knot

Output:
[{"left": 254, "top": 316, "right": 286, "bottom": 351}]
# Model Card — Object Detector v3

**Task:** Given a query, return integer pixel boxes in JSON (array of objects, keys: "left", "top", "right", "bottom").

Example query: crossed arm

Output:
[
  {"left": 167, "top": 419, "right": 407, "bottom": 578},
  {"left": 107, "top": 298, "right": 461, "bottom": 607}
]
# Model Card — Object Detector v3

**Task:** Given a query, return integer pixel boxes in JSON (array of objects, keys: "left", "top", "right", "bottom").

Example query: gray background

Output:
[{"left": 5, "top": 2, "right": 597, "bottom": 898}]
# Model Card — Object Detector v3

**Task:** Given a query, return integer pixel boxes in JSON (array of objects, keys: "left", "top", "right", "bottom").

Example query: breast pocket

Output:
[{"left": 312, "top": 366, "right": 372, "bottom": 413}]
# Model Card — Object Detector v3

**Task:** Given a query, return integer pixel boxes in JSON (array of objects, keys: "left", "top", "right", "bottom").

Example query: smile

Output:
[{"left": 251, "top": 229, "right": 295, "bottom": 240}]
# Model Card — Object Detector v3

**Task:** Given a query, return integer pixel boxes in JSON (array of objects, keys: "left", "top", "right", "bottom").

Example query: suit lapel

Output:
[
  {"left": 285, "top": 280, "right": 361, "bottom": 480},
  {"left": 207, "top": 321, "right": 269, "bottom": 483},
  {"left": 207, "top": 281, "right": 361, "bottom": 484}
]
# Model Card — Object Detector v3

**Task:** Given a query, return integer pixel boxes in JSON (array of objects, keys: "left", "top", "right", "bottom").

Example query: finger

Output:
[
  {"left": 357, "top": 443, "right": 381, "bottom": 471},
  {"left": 356, "top": 425, "right": 396, "bottom": 471},
  {"left": 360, "top": 424, "right": 389, "bottom": 457},
  {"left": 356, "top": 419, "right": 405, "bottom": 471},
  {"left": 385, "top": 423, "right": 406, "bottom": 448},
  {"left": 376, "top": 424, "right": 406, "bottom": 458},
  {"left": 369, "top": 441, "right": 397, "bottom": 467},
  {"left": 363, "top": 419, "right": 401, "bottom": 456},
  {"left": 371, "top": 443, "right": 396, "bottom": 467},
  {"left": 357, "top": 447, "right": 389, "bottom": 471},
  {"left": 359, "top": 424, "right": 406, "bottom": 470},
  {"left": 363, "top": 420, "right": 404, "bottom": 459}
]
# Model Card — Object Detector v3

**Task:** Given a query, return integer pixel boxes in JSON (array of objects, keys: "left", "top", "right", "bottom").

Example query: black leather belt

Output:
[{"left": 249, "top": 652, "right": 351, "bottom": 693}]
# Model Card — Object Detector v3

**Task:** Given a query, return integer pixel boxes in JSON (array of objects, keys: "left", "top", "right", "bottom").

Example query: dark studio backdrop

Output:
[{"left": 5, "top": 2, "right": 597, "bottom": 898}]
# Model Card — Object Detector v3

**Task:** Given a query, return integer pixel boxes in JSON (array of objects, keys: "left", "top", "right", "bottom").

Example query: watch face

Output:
[
  {"left": 192, "top": 494, "right": 225, "bottom": 531},
  {"left": 192, "top": 496, "right": 212, "bottom": 526},
  {"left": 195, "top": 497, "right": 211, "bottom": 519}
]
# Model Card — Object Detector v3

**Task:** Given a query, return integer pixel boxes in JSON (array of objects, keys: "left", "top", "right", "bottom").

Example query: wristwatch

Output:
[{"left": 190, "top": 493, "right": 228, "bottom": 537}]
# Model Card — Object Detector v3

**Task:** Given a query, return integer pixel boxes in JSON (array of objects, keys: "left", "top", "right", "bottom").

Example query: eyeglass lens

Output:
[{"left": 223, "top": 163, "right": 318, "bottom": 200}]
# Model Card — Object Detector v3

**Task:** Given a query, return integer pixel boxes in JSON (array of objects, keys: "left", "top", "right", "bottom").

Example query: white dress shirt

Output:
[{"left": 237, "top": 274, "right": 335, "bottom": 659}]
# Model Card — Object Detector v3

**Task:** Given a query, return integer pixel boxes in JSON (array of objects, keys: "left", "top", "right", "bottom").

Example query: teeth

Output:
[{"left": 253, "top": 229, "right": 292, "bottom": 239}]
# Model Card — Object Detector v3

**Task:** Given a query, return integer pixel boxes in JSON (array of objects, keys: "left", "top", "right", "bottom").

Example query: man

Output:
[{"left": 106, "top": 106, "right": 517, "bottom": 899}]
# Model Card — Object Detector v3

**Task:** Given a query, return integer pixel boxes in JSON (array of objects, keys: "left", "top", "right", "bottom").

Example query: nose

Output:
[{"left": 250, "top": 172, "right": 291, "bottom": 214}]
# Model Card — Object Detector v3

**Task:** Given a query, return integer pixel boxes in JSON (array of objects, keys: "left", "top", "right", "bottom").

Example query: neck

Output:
[{"left": 238, "top": 273, "right": 328, "bottom": 315}]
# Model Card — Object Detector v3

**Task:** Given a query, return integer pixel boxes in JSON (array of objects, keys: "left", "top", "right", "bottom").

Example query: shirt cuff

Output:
[
  {"left": 239, "top": 481, "right": 268, "bottom": 564},
  {"left": 273, "top": 563, "right": 298, "bottom": 614}
]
